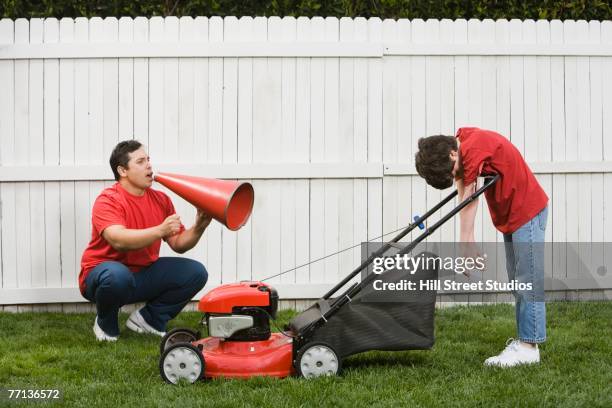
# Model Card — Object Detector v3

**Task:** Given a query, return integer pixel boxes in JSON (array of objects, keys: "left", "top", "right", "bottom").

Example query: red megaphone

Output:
[{"left": 154, "top": 172, "right": 254, "bottom": 231}]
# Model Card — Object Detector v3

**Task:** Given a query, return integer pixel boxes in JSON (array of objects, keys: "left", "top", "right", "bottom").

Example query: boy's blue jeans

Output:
[
  {"left": 503, "top": 206, "right": 548, "bottom": 344},
  {"left": 83, "top": 257, "right": 208, "bottom": 336}
]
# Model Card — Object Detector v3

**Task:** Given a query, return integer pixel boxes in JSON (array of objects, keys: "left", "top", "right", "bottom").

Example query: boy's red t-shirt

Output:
[
  {"left": 79, "top": 183, "right": 184, "bottom": 294},
  {"left": 457, "top": 127, "right": 548, "bottom": 234}
]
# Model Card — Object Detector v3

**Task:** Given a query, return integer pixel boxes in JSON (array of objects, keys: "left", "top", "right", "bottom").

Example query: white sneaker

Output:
[
  {"left": 93, "top": 316, "right": 118, "bottom": 342},
  {"left": 484, "top": 338, "right": 540, "bottom": 367},
  {"left": 126, "top": 310, "right": 166, "bottom": 337}
]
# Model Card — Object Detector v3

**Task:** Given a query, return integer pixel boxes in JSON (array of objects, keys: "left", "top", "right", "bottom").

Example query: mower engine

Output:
[
  {"left": 159, "top": 281, "right": 294, "bottom": 383},
  {"left": 198, "top": 281, "right": 279, "bottom": 341}
]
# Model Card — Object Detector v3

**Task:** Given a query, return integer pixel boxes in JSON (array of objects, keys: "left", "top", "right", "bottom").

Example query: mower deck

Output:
[{"left": 195, "top": 333, "right": 294, "bottom": 378}]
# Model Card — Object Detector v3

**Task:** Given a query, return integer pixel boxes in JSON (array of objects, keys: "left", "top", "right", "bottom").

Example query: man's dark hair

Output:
[
  {"left": 109, "top": 140, "right": 143, "bottom": 181},
  {"left": 415, "top": 135, "right": 458, "bottom": 190}
]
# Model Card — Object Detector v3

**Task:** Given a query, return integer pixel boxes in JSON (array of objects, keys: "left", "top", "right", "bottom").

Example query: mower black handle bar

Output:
[
  {"left": 299, "top": 175, "right": 499, "bottom": 338},
  {"left": 341, "top": 174, "right": 500, "bottom": 301},
  {"left": 321, "top": 185, "right": 459, "bottom": 300}
]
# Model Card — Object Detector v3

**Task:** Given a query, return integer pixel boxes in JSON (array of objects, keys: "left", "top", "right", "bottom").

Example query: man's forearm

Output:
[
  {"left": 170, "top": 226, "right": 205, "bottom": 253},
  {"left": 106, "top": 227, "right": 162, "bottom": 251}
]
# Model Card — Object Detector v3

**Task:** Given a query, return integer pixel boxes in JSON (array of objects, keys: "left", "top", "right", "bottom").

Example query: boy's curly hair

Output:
[{"left": 414, "top": 135, "right": 458, "bottom": 190}]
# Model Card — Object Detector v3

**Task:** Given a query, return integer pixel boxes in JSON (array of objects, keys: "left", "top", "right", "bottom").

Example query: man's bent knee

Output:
[
  {"left": 194, "top": 261, "right": 208, "bottom": 290},
  {"left": 96, "top": 262, "right": 136, "bottom": 296},
  {"left": 184, "top": 259, "right": 208, "bottom": 291}
]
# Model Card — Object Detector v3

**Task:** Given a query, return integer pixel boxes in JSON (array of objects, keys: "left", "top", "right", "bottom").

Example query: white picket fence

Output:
[{"left": 0, "top": 16, "right": 611, "bottom": 307}]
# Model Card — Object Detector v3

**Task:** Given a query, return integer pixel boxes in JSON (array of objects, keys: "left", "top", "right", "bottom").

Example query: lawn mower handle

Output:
[
  {"left": 317, "top": 175, "right": 500, "bottom": 326},
  {"left": 322, "top": 187, "right": 459, "bottom": 300}
]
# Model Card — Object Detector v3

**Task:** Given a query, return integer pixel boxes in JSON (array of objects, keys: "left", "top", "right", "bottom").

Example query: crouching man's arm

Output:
[
  {"left": 102, "top": 214, "right": 183, "bottom": 252},
  {"left": 166, "top": 209, "right": 213, "bottom": 254}
]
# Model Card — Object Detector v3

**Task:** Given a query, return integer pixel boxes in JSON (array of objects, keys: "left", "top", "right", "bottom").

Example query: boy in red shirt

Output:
[
  {"left": 80, "top": 140, "right": 212, "bottom": 341},
  {"left": 415, "top": 127, "right": 548, "bottom": 367}
]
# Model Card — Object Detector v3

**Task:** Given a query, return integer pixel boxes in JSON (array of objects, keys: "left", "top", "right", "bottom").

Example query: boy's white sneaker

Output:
[
  {"left": 484, "top": 338, "right": 540, "bottom": 367},
  {"left": 93, "top": 316, "right": 118, "bottom": 342},
  {"left": 126, "top": 309, "right": 166, "bottom": 337}
]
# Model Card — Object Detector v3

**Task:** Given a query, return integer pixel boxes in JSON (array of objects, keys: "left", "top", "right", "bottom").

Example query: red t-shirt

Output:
[
  {"left": 79, "top": 183, "right": 185, "bottom": 294},
  {"left": 457, "top": 127, "right": 548, "bottom": 234}
]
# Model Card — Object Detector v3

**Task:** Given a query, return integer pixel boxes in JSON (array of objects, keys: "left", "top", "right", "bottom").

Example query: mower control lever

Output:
[{"left": 413, "top": 215, "right": 425, "bottom": 230}]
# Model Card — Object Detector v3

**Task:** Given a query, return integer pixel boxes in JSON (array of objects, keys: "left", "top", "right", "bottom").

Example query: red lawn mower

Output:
[{"left": 158, "top": 176, "right": 498, "bottom": 384}]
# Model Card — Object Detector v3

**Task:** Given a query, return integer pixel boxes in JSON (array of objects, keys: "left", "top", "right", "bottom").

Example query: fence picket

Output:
[{"left": 0, "top": 19, "right": 15, "bottom": 288}]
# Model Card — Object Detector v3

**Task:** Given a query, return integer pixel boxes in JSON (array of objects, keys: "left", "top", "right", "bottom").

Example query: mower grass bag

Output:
[{"left": 288, "top": 251, "right": 438, "bottom": 359}]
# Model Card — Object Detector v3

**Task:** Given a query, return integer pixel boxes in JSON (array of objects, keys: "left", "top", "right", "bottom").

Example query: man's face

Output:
[{"left": 118, "top": 147, "right": 153, "bottom": 189}]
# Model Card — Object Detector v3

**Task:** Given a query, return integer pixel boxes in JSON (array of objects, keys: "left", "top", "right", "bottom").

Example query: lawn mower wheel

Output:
[
  {"left": 159, "top": 328, "right": 200, "bottom": 355},
  {"left": 295, "top": 341, "right": 341, "bottom": 379},
  {"left": 160, "top": 342, "right": 205, "bottom": 385}
]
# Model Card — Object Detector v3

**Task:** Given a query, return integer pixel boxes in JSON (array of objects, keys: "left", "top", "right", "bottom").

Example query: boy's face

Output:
[{"left": 449, "top": 149, "right": 463, "bottom": 180}]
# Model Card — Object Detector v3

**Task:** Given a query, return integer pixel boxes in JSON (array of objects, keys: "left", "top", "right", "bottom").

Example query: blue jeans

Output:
[
  {"left": 503, "top": 206, "right": 547, "bottom": 343},
  {"left": 83, "top": 257, "right": 208, "bottom": 336}
]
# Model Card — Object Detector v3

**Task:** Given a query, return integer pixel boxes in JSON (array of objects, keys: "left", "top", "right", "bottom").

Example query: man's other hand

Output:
[
  {"left": 158, "top": 214, "right": 182, "bottom": 238},
  {"left": 194, "top": 209, "right": 213, "bottom": 232}
]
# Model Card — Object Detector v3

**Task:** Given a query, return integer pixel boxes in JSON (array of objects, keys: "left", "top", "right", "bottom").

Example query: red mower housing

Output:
[
  {"left": 160, "top": 281, "right": 294, "bottom": 382},
  {"left": 197, "top": 281, "right": 273, "bottom": 314},
  {"left": 192, "top": 333, "right": 294, "bottom": 379}
]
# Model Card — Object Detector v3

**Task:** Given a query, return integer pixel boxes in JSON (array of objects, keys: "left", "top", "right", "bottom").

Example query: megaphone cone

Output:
[{"left": 154, "top": 172, "right": 254, "bottom": 231}]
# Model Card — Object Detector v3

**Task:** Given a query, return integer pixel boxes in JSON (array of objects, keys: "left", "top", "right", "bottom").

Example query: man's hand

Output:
[
  {"left": 194, "top": 209, "right": 213, "bottom": 233},
  {"left": 158, "top": 214, "right": 182, "bottom": 239},
  {"left": 165, "top": 209, "right": 212, "bottom": 254}
]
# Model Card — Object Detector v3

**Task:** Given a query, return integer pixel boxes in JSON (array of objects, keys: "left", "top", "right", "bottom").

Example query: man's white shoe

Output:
[
  {"left": 93, "top": 316, "right": 118, "bottom": 342},
  {"left": 484, "top": 338, "right": 540, "bottom": 367},
  {"left": 126, "top": 310, "right": 166, "bottom": 337}
]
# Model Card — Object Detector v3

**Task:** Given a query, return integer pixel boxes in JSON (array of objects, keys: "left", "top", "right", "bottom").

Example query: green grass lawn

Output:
[{"left": 0, "top": 302, "right": 610, "bottom": 407}]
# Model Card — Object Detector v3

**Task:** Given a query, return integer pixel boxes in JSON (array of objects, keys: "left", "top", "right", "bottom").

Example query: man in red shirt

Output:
[
  {"left": 415, "top": 127, "right": 548, "bottom": 367},
  {"left": 80, "top": 140, "right": 212, "bottom": 342}
]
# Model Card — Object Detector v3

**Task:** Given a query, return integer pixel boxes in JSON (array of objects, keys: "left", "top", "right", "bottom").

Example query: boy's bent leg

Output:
[
  {"left": 83, "top": 261, "right": 136, "bottom": 336},
  {"left": 130, "top": 257, "right": 208, "bottom": 332}
]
